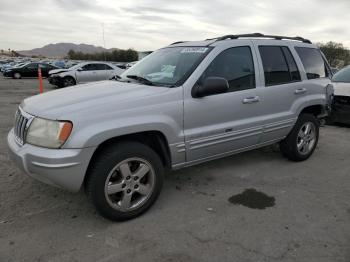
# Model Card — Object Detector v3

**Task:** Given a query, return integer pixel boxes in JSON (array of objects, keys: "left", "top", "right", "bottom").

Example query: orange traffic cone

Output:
[{"left": 38, "top": 67, "right": 44, "bottom": 94}]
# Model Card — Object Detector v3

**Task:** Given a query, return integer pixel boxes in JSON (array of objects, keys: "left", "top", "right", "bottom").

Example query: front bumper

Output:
[
  {"left": 3, "top": 71, "right": 12, "bottom": 77},
  {"left": 329, "top": 95, "right": 350, "bottom": 124},
  {"left": 7, "top": 129, "right": 96, "bottom": 192},
  {"left": 48, "top": 75, "right": 63, "bottom": 86}
]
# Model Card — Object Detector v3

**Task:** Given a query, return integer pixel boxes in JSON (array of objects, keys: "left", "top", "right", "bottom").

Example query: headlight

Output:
[{"left": 26, "top": 118, "right": 73, "bottom": 148}]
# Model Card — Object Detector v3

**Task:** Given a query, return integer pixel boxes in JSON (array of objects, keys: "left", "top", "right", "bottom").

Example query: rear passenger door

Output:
[
  {"left": 254, "top": 43, "right": 331, "bottom": 143},
  {"left": 253, "top": 44, "right": 306, "bottom": 143},
  {"left": 96, "top": 63, "right": 114, "bottom": 80}
]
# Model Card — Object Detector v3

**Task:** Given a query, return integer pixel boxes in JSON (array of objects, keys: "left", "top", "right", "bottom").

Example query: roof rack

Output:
[
  {"left": 170, "top": 41, "right": 187, "bottom": 45},
  {"left": 207, "top": 33, "right": 312, "bottom": 44}
]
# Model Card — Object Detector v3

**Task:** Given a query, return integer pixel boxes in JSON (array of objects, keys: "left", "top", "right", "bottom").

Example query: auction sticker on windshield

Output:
[{"left": 180, "top": 47, "right": 208, "bottom": 53}]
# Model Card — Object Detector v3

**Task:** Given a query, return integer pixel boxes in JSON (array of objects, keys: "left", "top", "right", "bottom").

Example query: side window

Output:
[
  {"left": 295, "top": 47, "right": 327, "bottom": 79},
  {"left": 201, "top": 46, "right": 255, "bottom": 92},
  {"left": 82, "top": 64, "right": 98, "bottom": 71},
  {"left": 259, "top": 46, "right": 300, "bottom": 86},
  {"left": 281, "top": 47, "right": 301, "bottom": 81},
  {"left": 96, "top": 64, "right": 113, "bottom": 70},
  {"left": 27, "top": 63, "right": 38, "bottom": 69},
  {"left": 104, "top": 64, "right": 113, "bottom": 70}
]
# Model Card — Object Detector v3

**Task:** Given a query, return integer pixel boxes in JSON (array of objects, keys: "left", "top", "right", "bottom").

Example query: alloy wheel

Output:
[
  {"left": 104, "top": 157, "right": 155, "bottom": 211},
  {"left": 296, "top": 122, "right": 316, "bottom": 155}
]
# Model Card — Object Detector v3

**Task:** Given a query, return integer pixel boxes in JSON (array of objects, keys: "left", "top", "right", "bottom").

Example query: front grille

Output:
[{"left": 14, "top": 109, "right": 30, "bottom": 144}]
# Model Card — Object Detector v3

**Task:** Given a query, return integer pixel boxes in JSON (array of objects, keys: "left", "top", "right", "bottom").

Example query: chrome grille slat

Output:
[
  {"left": 20, "top": 118, "right": 28, "bottom": 140},
  {"left": 14, "top": 108, "right": 31, "bottom": 145},
  {"left": 14, "top": 111, "right": 20, "bottom": 137}
]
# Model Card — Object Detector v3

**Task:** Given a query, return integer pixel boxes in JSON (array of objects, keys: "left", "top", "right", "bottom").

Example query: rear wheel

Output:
[
  {"left": 280, "top": 114, "right": 319, "bottom": 161},
  {"left": 13, "top": 72, "right": 21, "bottom": 79},
  {"left": 63, "top": 76, "right": 76, "bottom": 87},
  {"left": 86, "top": 141, "right": 164, "bottom": 221}
]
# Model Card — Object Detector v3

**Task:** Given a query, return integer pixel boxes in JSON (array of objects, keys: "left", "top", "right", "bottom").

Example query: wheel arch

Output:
[
  {"left": 63, "top": 75, "right": 76, "bottom": 85},
  {"left": 299, "top": 104, "right": 326, "bottom": 118},
  {"left": 83, "top": 130, "right": 171, "bottom": 189}
]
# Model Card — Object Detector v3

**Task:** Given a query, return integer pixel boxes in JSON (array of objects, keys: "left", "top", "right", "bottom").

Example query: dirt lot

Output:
[{"left": 0, "top": 76, "right": 349, "bottom": 262}]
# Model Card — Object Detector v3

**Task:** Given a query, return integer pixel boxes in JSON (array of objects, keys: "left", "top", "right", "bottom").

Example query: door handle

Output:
[
  {"left": 242, "top": 96, "right": 260, "bottom": 104},
  {"left": 295, "top": 88, "right": 306, "bottom": 94}
]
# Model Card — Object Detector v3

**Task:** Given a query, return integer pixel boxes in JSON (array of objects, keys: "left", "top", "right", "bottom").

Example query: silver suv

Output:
[
  {"left": 48, "top": 61, "right": 125, "bottom": 87},
  {"left": 7, "top": 34, "right": 333, "bottom": 221}
]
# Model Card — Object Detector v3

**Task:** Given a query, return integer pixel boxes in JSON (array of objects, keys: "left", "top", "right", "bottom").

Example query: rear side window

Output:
[
  {"left": 96, "top": 64, "right": 113, "bottom": 70},
  {"left": 27, "top": 63, "right": 38, "bottom": 69},
  {"left": 201, "top": 46, "right": 255, "bottom": 92},
  {"left": 259, "top": 46, "right": 301, "bottom": 86},
  {"left": 82, "top": 64, "right": 99, "bottom": 71},
  {"left": 281, "top": 47, "right": 301, "bottom": 81},
  {"left": 295, "top": 47, "right": 327, "bottom": 79}
]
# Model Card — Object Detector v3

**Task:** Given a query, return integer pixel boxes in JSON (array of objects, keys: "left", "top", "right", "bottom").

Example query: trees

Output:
[
  {"left": 66, "top": 48, "right": 138, "bottom": 62},
  {"left": 318, "top": 42, "right": 350, "bottom": 68}
]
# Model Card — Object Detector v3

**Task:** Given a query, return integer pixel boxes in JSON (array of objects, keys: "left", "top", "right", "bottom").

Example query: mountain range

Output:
[{"left": 18, "top": 43, "right": 117, "bottom": 58}]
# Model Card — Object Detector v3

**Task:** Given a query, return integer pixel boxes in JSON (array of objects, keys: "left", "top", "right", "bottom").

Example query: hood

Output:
[
  {"left": 333, "top": 82, "right": 350, "bottom": 96},
  {"left": 21, "top": 80, "right": 173, "bottom": 119},
  {"left": 49, "top": 68, "right": 69, "bottom": 75}
]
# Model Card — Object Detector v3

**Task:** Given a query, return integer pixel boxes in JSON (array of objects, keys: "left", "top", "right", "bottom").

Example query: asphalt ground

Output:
[{"left": 0, "top": 76, "right": 349, "bottom": 262}]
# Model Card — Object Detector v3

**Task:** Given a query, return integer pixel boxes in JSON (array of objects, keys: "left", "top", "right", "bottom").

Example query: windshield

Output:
[
  {"left": 69, "top": 63, "right": 83, "bottom": 70},
  {"left": 15, "top": 62, "right": 29, "bottom": 68},
  {"left": 119, "top": 47, "right": 211, "bottom": 87},
  {"left": 332, "top": 66, "right": 350, "bottom": 83}
]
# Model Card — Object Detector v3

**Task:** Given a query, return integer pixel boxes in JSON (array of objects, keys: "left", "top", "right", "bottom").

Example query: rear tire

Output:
[
  {"left": 86, "top": 141, "right": 164, "bottom": 221},
  {"left": 280, "top": 114, "right": 319, "bottom": 161}
]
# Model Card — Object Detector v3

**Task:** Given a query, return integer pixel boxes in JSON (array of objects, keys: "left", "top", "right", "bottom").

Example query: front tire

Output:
[
  {"left": 280, "top": 114, "right": 319, "bottom": 161},
  {"left": 86, "top": 141, "right": 164, "bottom": 221},
  {"left": 63, "top": 76, "right": 76, "bottom": 87},
  {"left": 13, "top": 72, "right": 21, "bottom": 79}
]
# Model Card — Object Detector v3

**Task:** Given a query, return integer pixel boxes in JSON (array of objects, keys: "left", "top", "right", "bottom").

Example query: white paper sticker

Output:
[{"left": 181, "top": 47, "right": 208, "bottom": 54}]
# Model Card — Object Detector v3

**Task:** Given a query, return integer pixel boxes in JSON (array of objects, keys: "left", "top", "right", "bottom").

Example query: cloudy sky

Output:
[{"left": 0, "top": 0, "right": 348, "bottom": 51}]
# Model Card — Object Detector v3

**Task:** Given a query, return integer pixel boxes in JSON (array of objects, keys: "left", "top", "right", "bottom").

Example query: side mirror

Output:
[
  {"left": 76, "top": 68, "right": 83, "bottom": 72},
  {"left": 193, "top": 77, "right": 229, "bottom": 98}
]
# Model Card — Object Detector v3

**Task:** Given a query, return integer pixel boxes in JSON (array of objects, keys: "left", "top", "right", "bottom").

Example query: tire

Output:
[
  {"left": 86, "top": 141, "right": 164, "bottom": 221},
  {"left": 63, "top": 76, "right": 76, "bottom": 87},
  {"left": 280, "top": 114, "right": 319, "bottom": 162},
  {"left": 13, "top": 72, "right": 21, "bottom": 79}
]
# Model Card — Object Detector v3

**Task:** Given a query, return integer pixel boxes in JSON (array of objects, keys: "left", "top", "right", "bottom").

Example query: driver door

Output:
[
  {"left": 76, "top": 63, "right": 99, "bottom": 83},
  {"left": 184, "top": 45, "right": 264, "bottom": 163}
]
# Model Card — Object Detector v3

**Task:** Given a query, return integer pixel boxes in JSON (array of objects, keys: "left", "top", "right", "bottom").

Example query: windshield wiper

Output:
[{"left": 126, "top": 75, "right": 154, "bottom": 86}]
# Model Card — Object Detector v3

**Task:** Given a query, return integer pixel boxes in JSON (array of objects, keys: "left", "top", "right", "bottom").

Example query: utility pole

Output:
[{"left": 102, "top": 23, "right": 107, "bottom": 61}]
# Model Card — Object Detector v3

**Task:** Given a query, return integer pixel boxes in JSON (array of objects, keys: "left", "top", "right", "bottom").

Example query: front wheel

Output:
[
  {"left": 86, "top": 141, "right": 164, "bottom": 221},
  {"left": 280, "top": 114, "right": 319, "bottom": 161},
  {"left": 63, "top": 76, "right": 76, "bottom": 87},
  {"left": 13, "top": 72, "right": 21, "bottom": 79}
]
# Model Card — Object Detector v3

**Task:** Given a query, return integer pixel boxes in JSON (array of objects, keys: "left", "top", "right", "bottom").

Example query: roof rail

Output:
[
  {"left": 207, "top": 33, "right": 312, "bottom": 44},
  {"left": 170, "top": 41, "right": 187, "bottom": 45}
]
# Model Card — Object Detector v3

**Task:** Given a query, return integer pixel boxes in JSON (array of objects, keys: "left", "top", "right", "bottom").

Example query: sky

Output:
[{"left": 0, "top": 0, "right": 349, "bottom": 51}]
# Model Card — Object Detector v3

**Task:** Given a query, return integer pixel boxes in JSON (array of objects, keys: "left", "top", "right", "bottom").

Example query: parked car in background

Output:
[
  {"left": 3, "top": 62, "right": 58, "bottom": 79},
  {"left": 1, "top": 62, "right": 16, "bottom": 73},
  {"left": 328, "top": 66, "right": 350, "bottom": 124},
  {"left": 48, "top": 62, "right": 125, "bottom": 87},
  {"left": 51, "top": 60, "right": 66, "bottom": 69},
  {"left": 331, "top": 67, "right": 339, "bottom": 74},
  {"left": 8, "top": 34, "right": 333, "bottom": 221},
  {"left": 125, "top": 61, "right": 138, "bottom": 69}
]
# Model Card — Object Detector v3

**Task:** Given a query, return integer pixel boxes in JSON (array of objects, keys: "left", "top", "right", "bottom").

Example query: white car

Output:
[
  {"left": 48, "top": 62, "right": 125, "bottom": 87},
  {"left": 328, "top": 66, "right": 350, "bottom": 124}
]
